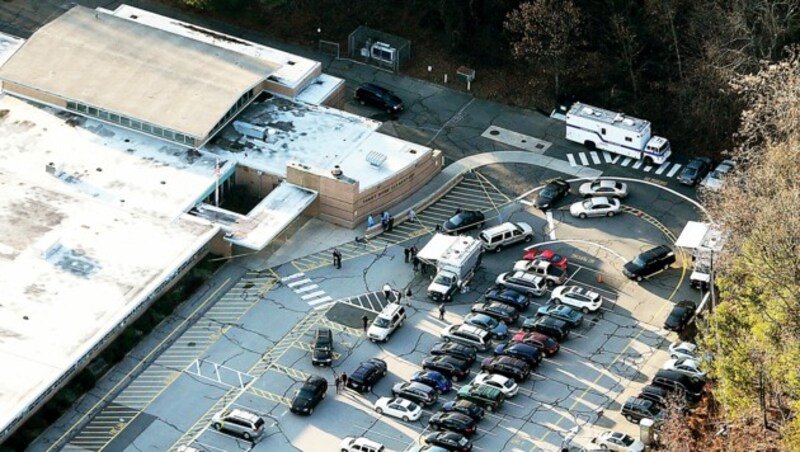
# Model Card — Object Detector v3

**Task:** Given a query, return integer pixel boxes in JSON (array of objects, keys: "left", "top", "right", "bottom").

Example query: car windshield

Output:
[
  {"left": 297, "top": 389, "right": 315, "bottom": 400},
  {"left": 582, "top": 200, "right": 593, "bottom": 209},
  {"left": 631, "top": 257, "right": 647, "bottom": 268},
  {"left": 314, "top": 344, "right": 330, "bottom": 351},
  {"left": 374, "top": 317, "right": 391, "bottom": 328},
  {"left": 434, "top": 274, "right": 453, "bottom": 285},
  {"left": 449, "top": 215, "right": 464, "bottom": 226},
  {"left": 540, "top": 187, "right": 555, "bottom": 198}
]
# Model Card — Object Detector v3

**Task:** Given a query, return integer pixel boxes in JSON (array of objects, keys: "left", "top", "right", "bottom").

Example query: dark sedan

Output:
[
  {"left": 471, "top": 301, "right": 519, "bottom": 324},
  {"left": 480, "top": 356, "right": 530, "bottom": 381},
  {"left": 522, "top": 316, "right": 570, "bottom": 341},
  {"left": 428, "top": 412, "right": 478, "bottom": 437},
  {"left": 664, "top": 300, "right": 697, "bottom": 332},
  {"left": 412, "top": 370, "right": 453, "bottom": 394},
  {"left": 346, "top": 358, "right": 387, "bottom": 392},
  {"left": 535, "top": 303, "right": 584, "bottom": 328},
  {"left": 512, "top": 331, "right": 560, "bottom": 356},
  {"left": 423, "top": 355, "right": 471, "bottom": 382},
  {"left": 494, "top": 342, "right": 543, "bottom": 367},
  {"left": 290, "top": 375, "right": 327, "bottom": 415},
  {"left": 440, "top": 400, "right": 485, "bottom": 421},
  {"left": 485, "top": 287, "right": 530, "bottom": 310},
  {"left": 430, "top": 342, "right": 477, "bottom": 365},
  {"left": 424, "top": 431, "right": 473, "bottom": 452},
  {"left": 534, "top": 178, "right": 570, "bottom": 210},
  {"left": 677, "top": 157, "right": 713, "bottom": 186},
  {"left": 441, "top": 210, "right": 485, "bottom": 234},
  {"left": 464, "top": 313, "right": 508, "bottom": 340}
]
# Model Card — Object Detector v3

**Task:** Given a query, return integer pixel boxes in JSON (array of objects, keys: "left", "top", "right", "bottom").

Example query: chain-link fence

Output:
[{"left": 347, "top": 26, "right": 411, "bottom": 72}]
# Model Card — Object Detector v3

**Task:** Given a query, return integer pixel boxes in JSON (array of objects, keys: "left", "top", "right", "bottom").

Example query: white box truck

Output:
[
  {"left": 421, "top": 234, "right": 483, "bottom": 302},
  {"left": 565, "top": 102, "right": 672, "bottom": 165}
]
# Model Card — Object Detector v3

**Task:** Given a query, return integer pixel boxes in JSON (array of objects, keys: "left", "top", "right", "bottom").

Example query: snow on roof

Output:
[
  {"left": 109, "top": 5, "right": 319, "bottom": 90},
  {"left": 205, "top": 96, "right": 432, "bottom": 191},
  {"left": 0, "top": 32, "right": 24, "bottom": 67},
  {"left": 0, "top": 95, "right": 220, "bottom": 221},
  {"left": 418, "top": 234, "right": 459, "bottom": 262},
  {"left": 675, "top": 221, "right": 711, "bottom": 249},
  {"left": 295, "top": 74, "right": 345, "bottom": 105}
]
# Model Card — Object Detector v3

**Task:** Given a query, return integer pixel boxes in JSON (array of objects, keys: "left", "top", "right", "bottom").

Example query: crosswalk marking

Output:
[
  {"left": 632, "top": 159, "right": 644, "bottom": 169},
  {"left": 313, "top": 302, "right": 334, "bottom": 311},
  {"left": 667, "top": 164, "right": 682, "bottom": 177},
  {"left": 294, "top": 284, "right": 319, "bottom": 293},
  {"left": 308, "top": 296, "right": 333, "bottom": 306},
  {"left": 281, "top": 272, "right": 305, "bottom": 282},
  {"left": 602, "top": 151, "right": 614, "bottom": 163},
  {"left": 655, "top": 162, "right": 670, "bottom": 174},
  {"left": 567, "top": 153, "right": 577, "bottom": 167},
  {"left": 590, "top": 151, "right": 601, "bottom": 164},
  {"left": 620, "top": 157, "right": 632, "bottom": 167},
  {"left": 301, "top": 290, "right": 326, "bottom": 300},
  {"left": 578, "top": 153, "right": 589, "bottom": 165},
  {"left": 643, "top": 165, "right": 653, "bottom": 172},
  {"left": 287, "top": 278, "right": 312, "bottom": 287}
]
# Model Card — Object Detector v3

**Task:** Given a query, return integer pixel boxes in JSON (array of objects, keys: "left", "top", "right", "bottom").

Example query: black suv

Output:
[
  {"left": 346, "top": 358, "right": 387, "bottom": 393},
  {"left": 623, "top": 245, "right": 676, "bottom": 281},
  {"left": 311, "top": 328, "right": 333, "bottom": 366},
  {"left": 523, "top": 316, "right": 570, "bottom": 341},
  {"left": 440, "top": 400, "right": 485, "bottom": 421},
  {"left": 480, "top": 356, "right": 530, "bottom": 381},
  {"left": 652, "top": 369, "right": 705, "bottom": 403},
  {"left": 423, "top": 355, "right": 471, "bottom": 382},
  {"left": 354, "top": 82, "right": 404, "bottom": 113},
  {"left": 391, "top": 382, "right": 438, "bottom": 407},
  {"left": 485, "top": 288, "right": 530, "bottom": 310},
  {"left": 442, "top": 210, "right": 485, "bottom": 234},
  {"left": 621, "top": 396, "right": 663, "bottom": 423},
  {"left": 428, "top": 412, "right": 477, "bottom": 437},
  {"left": 493, "top": 342, "right": 542, "bottom": 368},
  {"left": 639, "top": 384, "right": 670, "bottom": 407},
  {"left": 290, "top": 375, "right": 328, "bottom": 415},
  {"left": 534, "top": 179, "right": 570, "bottom": 210},
  {"left": 664, "top": 300, "right": 697, "bottom": 332},
  {"left": 430, "top": 342, "right": 477, "bottom": 365},
  {"left": 471, "top": 301, "right": 519, "bottom": 324},
  {"left": 678, "top": 157, "right": 713, "bottom": 186}
]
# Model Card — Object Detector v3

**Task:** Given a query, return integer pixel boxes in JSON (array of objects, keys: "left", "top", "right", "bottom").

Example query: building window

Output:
[
  {"left": 121, "top": 117, "right": 131, "bottom": 127},
  {"left": 67, "top": 101, "right": 77, "bottom": 110},
  {"left": 98, "top": 110, "right": 109, "bottom": 120},
  {"left": 142, "top": 124, "right": 153, "bottom": 133},
  {"left": 77, "top": 104, "right": 87, "bottom": 113},
  {"left": 153, "top": 126, "right": 163, "bottom": 137},
  {"left": 88, "top": 107, "right": 98, "bottom": 115},
  {"left": 110, "top": 113, "right": 120, "bottom": 123},
  {"left": 131, "top": 120, "right": 141, "bottom": 130}
]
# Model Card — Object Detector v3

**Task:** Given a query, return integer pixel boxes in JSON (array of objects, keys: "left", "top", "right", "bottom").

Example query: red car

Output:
[
  {"left": 521, "top": 248, "right": 568, "bottom": 270},
  {"left": 511, "top": 331, "right": 560, "bottom": 357}
]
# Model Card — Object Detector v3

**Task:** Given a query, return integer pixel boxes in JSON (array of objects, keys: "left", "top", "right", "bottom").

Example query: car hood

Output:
[
  {"left": 313, "top": 348, "right": 332, "bottom": 360},
  {"left": 569, "top": 203, "right": 583, "bottom": 215},
  {"left": 534, "top": 196, "right": 552, "bottom": 208},
  {"left": 291, "top": 397, "right": 313, "bottom": 410},
  {"left": 623, "top": 261, "right": 642, "bottom": 274}
]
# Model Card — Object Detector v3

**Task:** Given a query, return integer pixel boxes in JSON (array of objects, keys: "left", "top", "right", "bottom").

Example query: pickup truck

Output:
[{"left": 512, "top": 259, "right": 566, "bottom": 286}]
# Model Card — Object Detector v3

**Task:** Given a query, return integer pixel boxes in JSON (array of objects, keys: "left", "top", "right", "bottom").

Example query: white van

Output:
[
  {"left": 479, "top": 222, "right": 533, "bottom": 252},
  {"left": 367, "top": 303, "right": 406, "bottom": 342}
]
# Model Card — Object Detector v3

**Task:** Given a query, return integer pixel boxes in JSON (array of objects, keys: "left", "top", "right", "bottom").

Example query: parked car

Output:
[
  {"left": 521, "top": 247, "right": 569, "bottom": 270},
  {"left": 652, "top": 369, "right": 705, "bottom": 402},
  {"left": 441, "top": 210, "right": 485, "bottom": 234},
  {"left": 550, "top": 285, "right": 602, "bottom": 313},
  {"left": 669, "top": 341, "right": 698, "bottom": 360},
  {"left": 311, "top": 328, "right": 334, "bottom": 366},
  {"left": 512, "top": 331, "right": 560, "bottom": 356},
  {"left": 512, "top": 259, "right": 567, "bottom": 286},
  {"left": 472, "top": 372, "right": 519, "bottom": 397},
  {"left": 484, "top": 287, "right": 530, "bottom": 310},
  {"left": 493, "top": 342, "right": 543, "bottom": 367},
  {"left": 290, "top": 375, "right": 328, "bottom": 415},
  {"left": 662, "top": 358, "right": 706, "bottom": 379},
  {"left": 623, "top": 245, "right": 676, "bottom": 281},
  {"left": 428, "top": 412, "right": 477, "bottom": 436},
  {"left": 495, "top": 271, "right": 547, "bottom": 297},
  {"left": 340, "top": 436, "right": 385, "bottom": 452},
  {"left": 354, "top": 82, "right": 404, "bottom": 114},
  {"left": 440, "top": 399, "right": 485, "bottom": 421},
  {"left": 464, "top": 313, "right": 508, "bottom": 339},
  {"left": 522, "top": 316, "right": 570, "bottom": 341},
  {"left": 534, "top": 178, "right": 570, "bottom": 210},
  {"left": 570, "top": 196, "right": 621, "bottom": 218},
  {"left": 422, "top": 355, "right": 472, "bottom": 382},
  {"left": 374, "top": 397, "right": 422, "bottom": 422},
  {"left": 592, "top": 431, "right": 645, "bottom": 452},
  {"left": 441, "top": 324, "right": 492, "bottom": 351},
  {"left": 480, "top": 355, "right": 530, "bottom": 381},
  {"left": 471, "top": 301, "right": 519, "bottom": 324},
  {"left": 346, "top": 358, "right": 387, "bottom": 393},
  {"left": 536, "top": 303, "right": 584, "bottom": 328},
  {"left": 579, "top": 179, "right": 629, "bottom": 199},
  {"left": 392, "top": 382, "right": 438, "bottom": 406},
  {"left": 367, "top": 303, "right": 406, "bottom": 342},
  {"left": 664, "top": 300, "right": 696, "bottom": 332},
  {"left": 621, "top": 396, "right": 663, "bottom": 423},
  {"left": 412, "top": 370, "right": 453, "bottom": 393},
  {"left": 430, "top": 342, "right": 477, "bottom": 365},
  {"left": 211, "top": 408, "right": 265, "bottom": 441},
  {"left": 638, "top": 384, "right": 670, "bottom": 407},
  {"left": 456, "top": 384, "right": 505, "bottom": 412},
  {"left": 424, "top": 431, "right": 473, "bottom": 452},
  {"left": 678, "top": 156, "right": 713, "bottom": 186},
  {"left": 479, "top": 221, "right": 534, "bottom": 252},
  {"left": 701, "top": 159, "right": 735, "bottom": 191}
]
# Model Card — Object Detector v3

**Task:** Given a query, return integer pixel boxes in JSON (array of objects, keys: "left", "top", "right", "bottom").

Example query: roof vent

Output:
[
  {"left": 331, "top": 165, "right": 343, "bottom": 178},
  {"left": 366, "top": 151, "right": 387, "bottom": 167}
]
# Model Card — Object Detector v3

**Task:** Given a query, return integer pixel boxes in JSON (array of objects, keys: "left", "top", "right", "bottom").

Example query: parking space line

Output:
[
  {"left": 247, "top": 387, "right": 291, "bottom": 406},
  {"left": 270, "top": 363, "right": 310, "bottom": 381}
]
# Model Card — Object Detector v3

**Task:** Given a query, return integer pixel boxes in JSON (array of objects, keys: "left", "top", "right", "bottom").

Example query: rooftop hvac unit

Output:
[
  {"left": 370, "top": 42, "right": 397, "bottom": 64},
  {"left": 366, "top": 151, "right": 387, "bottom": 167}
]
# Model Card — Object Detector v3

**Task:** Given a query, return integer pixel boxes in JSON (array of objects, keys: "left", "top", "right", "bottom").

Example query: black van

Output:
[
  {"left": 652, "top": 369, "right": 705, "bottom": 403},
  {"left": 354, "top": 83, "right": 404, "bottom": 114},
  {"left": 621, "top": 396, "right": 662, "bottom": 423},
  {"left": 623, "top": 245, "right": 676, "bottom": 281}
]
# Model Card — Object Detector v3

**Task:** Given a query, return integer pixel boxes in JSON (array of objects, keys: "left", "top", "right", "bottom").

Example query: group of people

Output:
[
  {"left": 366, "top": 209, "right": 418, "bottom": 232},
  {"left": 404, "top": 245, "right": 420, "bottom": 271},
  {"left": 333, "top": 371, "right": 348, "bottom": 394}
]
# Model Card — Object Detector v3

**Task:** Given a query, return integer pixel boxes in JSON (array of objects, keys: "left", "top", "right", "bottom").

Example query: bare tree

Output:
[
  {"left": 646, "top": 0, "right": 686, "bottom": 80},
  {"left": 504, "top": 0, "right": 582, "bottom": 98},
  {"left": 609, "top": 14, "right": 642, "bottom": 98}
]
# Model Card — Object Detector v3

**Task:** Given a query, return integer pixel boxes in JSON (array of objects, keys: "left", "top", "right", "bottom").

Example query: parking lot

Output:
[{"left": 38, "top": 164, "right": 705, "bottom": 452}]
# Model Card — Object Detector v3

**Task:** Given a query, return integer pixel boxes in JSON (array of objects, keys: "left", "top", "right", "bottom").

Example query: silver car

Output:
[
  {"left": 578, "top": 179, "right": 628, "bottom": 198},
  {"left": 211, "top": 408, "right": 265, "bottom": 441},
  {"left": 701, "top": 159, "right": 734, "bottom": 191},
  {"left": 569, "top": 196, "right": 621, "bottom": 218}
]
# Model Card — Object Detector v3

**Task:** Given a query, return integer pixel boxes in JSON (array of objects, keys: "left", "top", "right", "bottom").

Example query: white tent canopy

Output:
[
  {"left": 675, "top": 221, "right": 711, "bottom": 250},
  {"left": 417, "top": 233, "right": 458, "bottom": 262}
]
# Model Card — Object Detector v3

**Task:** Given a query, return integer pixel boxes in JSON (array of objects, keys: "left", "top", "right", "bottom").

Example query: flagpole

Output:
[{"left": 215, "top": 159, "right": 220, "bottom": 207}]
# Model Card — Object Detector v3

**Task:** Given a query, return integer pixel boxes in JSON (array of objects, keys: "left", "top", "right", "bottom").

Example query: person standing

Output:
[
  {"left": 439, "top": 304, "right": 446, "bottom": 320},
  {"left": 367, "top": 214, "right": 375, "bottom": 228},
  {"left": 383, "top": 283, "right": 392, "bottom": 301},
  {"left": 387, "top": 215, "right": 394, "bottom": 232},
  {"left": 334, "top": 249, "right": 342, "bottom": 269},
  {"left": 404, "top": 247, "right": 411, "bottom": 263},
  {"left": 361, "top": 314, "right": 369, "bottom": 332},
  {"left": 408, "top": 209, "right": 416, "bottom": 223},
  {"left": 412, "top": 255, "right": 419, "bottom": 272},
  {"left": 395, "top": 289, "right": 403, "bottom": 305},
  {"left": 341, "top": 372, "right": 348, "bottom": 389},
  {"left": 334, "top": 374, "right": 341, "bottom": 394}
]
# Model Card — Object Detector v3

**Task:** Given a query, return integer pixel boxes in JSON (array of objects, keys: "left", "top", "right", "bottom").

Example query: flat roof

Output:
[
  {"left": 229, "top": 183, "right": 317, "bottom": 250},
  {"left": 109, "top": 5, "right": 319, "bottom": 91},
  {"left": 0, "top": 32, "right": 23, "bottom": 67},
  {"left": 0, "top": 5, "right": 279, "bottom": 140},
  {"left": 568, "top": 102, "right": 649, "bottom": 134},
  {"left": 295, "top": 74, "right": 345, "bottom": 105},
  {"left": 205, "top": 96, "right": 433, "bottom": 191}
]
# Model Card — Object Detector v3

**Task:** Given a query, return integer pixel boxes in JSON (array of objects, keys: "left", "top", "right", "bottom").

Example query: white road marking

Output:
[
  {"left": 578, "top": 153, "right": 589, "bottom": 166},
  {"left": 667, "top": 163, "right": 682, "bottom": 177},
  {"left": 655, "top": 162, "right": 670, "bottom": 174},
  {"left": 632, "top": 159, "right": 644, "bottom": 169},
  {"left": 281, "top": 272, "right": 305, "bottom": 282},
  {"left": 620, "top": 158, "right": 632, "bottom": 167},
  {"left": 546, "top": 211, "right": 556, "bottom": 240},
  {"left": 301, "top": 290, "right": 326, "bottom": 300},
  {"left": 313, "top": 302, "right": 334, "bottom": 311},
  {"left": 643, "top": 165, "right": 653, "bottom": 172},
  {"left": 566, "top": 153, "right": 577, "bottom": 167},
  {"left": 520, "top": 199, "right": 533, "bottom": 206},
  {"left": 287, "top": 278, "right": 312, "bottom": 287},
  {"left": 308, "top": 296, "right": 333, "bottom": 306},
  {"left": 590, "top": 151, "right": 601, "bottom": 164},
  {"left": 294, "top": 284, "right": 319, "bottom": 293},
  {"left": 602, "top": 151, "right": 613, "bottom": 163}
]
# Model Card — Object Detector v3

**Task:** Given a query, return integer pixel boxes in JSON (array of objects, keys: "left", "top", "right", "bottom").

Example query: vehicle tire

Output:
[
  {"left": 308, "top": 408, "right": 314, "bottom": 415},
  {"left": 579, "top": 213, "right": 587, "bottom": 219},
  {"left": 243, "top": 432, "right": 252, "bottom": 440},
  {"left": 495, "top": 245, "right": 503, "bottom": 253},
  {"left": 583, "top": 140, "right": 596, "bottom": 150},
  {"left": 376, "top": 407, "right": 383, "bottom": 414},
  {"left": 582, "top": 307, "right": 589, "bottom": 314},
  {"left": 402, "top": 416, "right": 409, "bottom": 422},
  {"left": 644, "top": 156, "right": 654, "bottom": 166},
  {"left": 365, "top": 385, "right": 372, "bottom": 392},
  {"left": 600, "top": 445, "right": 609, "bottom": 450},
  {"left": 607, "top": 211, "right": 615, "bottom": 217},
  {"left": 625, "top": 414, "right": 634, "bottom": 422},
  {"left": 444, "top": 336, "right": 451, "bottom": 342},
  {"left": 524, "top": 235, "right": 532, "bottom": 243},
  {"left": 636, "top": 275, "right": 643, "bottom": 282},
  {"left": 487, "top": 405, "right": 495, "bottom": 412},
  {"left": 213, "top": 422, "right": 222, "bottom": 430},
  {"left": 554, "top": 298, "right": 562, "bottom": 305},
  {"left": 546, "top": 280, "right": 555, "bottom": 288}
]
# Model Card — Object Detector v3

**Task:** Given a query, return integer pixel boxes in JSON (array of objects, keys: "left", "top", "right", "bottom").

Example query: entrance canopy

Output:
[{"left": 675, "top": 221, "right": 710, "bottom": 249}]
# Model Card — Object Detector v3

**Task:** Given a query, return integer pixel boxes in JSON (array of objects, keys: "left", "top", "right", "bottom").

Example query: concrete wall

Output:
[
  {"left": 2, "top": 82, "right": 67, "bottom": 108},
  {"left": 320, "top": 80, "right": 346, "bottom": 109},
  {"left": 260, "top": 62, "right": 322, "bottom": 99},
  {"left": 235, "top": 165, "right": 283, "bottom": 198}
]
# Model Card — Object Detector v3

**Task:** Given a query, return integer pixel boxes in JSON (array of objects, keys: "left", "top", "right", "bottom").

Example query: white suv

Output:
[
  {"left": 550, "top": 285, "right": 602, "bottom": 313},
  {"left": 367, "top": 303, "right": 406, "bottom": 342},
  {"left": 340, "top": 436, "right": 385, "bottom": 452},
  {"left": 441, "top": 324, "right": 492, "bottom": 351}
]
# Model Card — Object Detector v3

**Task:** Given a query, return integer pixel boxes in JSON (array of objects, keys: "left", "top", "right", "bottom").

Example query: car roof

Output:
[{"left": 509, "top": 271, "right": 545, "bottom": 283}]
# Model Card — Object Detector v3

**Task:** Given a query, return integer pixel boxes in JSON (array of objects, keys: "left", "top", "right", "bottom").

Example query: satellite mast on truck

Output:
[{"left": 565, "top": 102, "right": 672, "bottom": 165}]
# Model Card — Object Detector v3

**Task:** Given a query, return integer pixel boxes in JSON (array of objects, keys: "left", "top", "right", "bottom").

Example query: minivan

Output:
[
  {"left": 211, "top": 408, "right": 265, "bottom": 440},
  {"left": 623, "top": 245, "right": 676, "bottom": 281},
  {"left": 354, "top": 83, "right": 404, "bottom": 114},
  {"left": 441, "top": 324, "right": 492, "bottom": 351},
  {"left": 479, "top": 222, "right": 534, "bottom": 252},
  {"left": 368, "top": 303, "right": 406, "bottom": 342}
]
